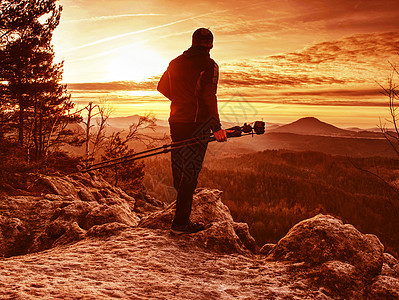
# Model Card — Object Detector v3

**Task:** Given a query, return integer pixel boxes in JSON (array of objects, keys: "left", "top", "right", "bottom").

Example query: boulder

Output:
[
  {"left": 268, "top": 214, "right": 384, "bottom": 278},
  {"left": 314, "top": 289, "right": 333, "bottom": 300},
  {"left": 40, "top": 173, "right": 136, "bottom": 207},
  {"left": 40, "top": 176, "right": 79, "bottom": 198},
  {"left": 187, "top": 221, "right": 248, "bottom": 254},
  {"left": 233, "top": 222, "right": 258, "bottom": 253},
  {"left": 85, "top": 204, "right": 140, "bottom": 228},
  {"left": 394, "top": 264, "right": 399, "bottom": 276},
  {"left": 53, "top": 222, "right": 86, "bottom": 247},
  {"left": 86, "top": 222, "right": 130, "bottom": 238},
  {"left": 45, "top": 193, "right": 74, "bottom": 202},
  {"left": 138, "top": 209, "right": 174, "bottom": 230},
  {"left": 54, "top": 201, "right": 94, "bottom": 226},
  {"left": 189, "top": 188, "right": 234, "bottom": 224},
  {"left": 0, "top": 228, "right": 4, "bottom": 256},
  {"left": 134, "top": 194, "right": 165, "bottom": 215},
  {"left": 139, "top": 188, "right": 256, "bottom": 254},
  {"left": 260, "top": 243, "right": 276, "bottom": 256},
  {"left": 369, "top": 275, "right": 399, "bottom": 299},
  {"left": 1, "top": 172, "right": 144, "bottom": 257},
  {"left": 77, "top": 189, "right": 97, "bottom": 202},
  {"left": 381, "top": 263, "right": 397, "bottom": 277},
  {"left": 384, "top": 253, "right": 399, "bottom": 268},
  {"left": 0, "top": 215, "right": 27, "bottom": 257},
  {"left": 29, "top": 219, "right": 85, "bottom": 252},
  {"left": 312, "top": 260, "right": 364, "bottom": 299}
]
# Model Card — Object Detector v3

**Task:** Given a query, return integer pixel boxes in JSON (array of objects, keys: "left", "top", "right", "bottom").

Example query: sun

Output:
[{"left": 105, "top": 44, "right": 167, "bottom": 82}]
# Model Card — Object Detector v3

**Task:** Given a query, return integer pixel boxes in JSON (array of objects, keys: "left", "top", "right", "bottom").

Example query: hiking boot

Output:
[{"left": 171, "top": 221, "right": 205, "bottom": 235}]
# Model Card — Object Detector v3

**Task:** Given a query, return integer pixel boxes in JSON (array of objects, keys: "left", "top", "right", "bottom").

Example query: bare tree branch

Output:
[{"left": 349, "top": 158, "right": 399, "bottom": 196}]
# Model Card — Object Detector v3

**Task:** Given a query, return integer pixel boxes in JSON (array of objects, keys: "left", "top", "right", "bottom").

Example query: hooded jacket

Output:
[{"left": 157, "top": 46, "right": 221, "bottom": 132}]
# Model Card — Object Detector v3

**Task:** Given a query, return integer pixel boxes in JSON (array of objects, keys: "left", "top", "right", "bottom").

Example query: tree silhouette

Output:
[
  {"left": 379, "top": 62, "right": 399, "bottom": 156},
  {"left": 99, "top": 114, "right": 167, "bottom": 195},
  {"left": 81, "top": 101, "right": 113, "bottom": 168},
  {"left": 0, "top": 0, "right": 81, "bottom": 160}
]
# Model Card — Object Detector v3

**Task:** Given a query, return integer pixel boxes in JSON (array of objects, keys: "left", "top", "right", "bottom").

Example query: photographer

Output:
[{"left": 157, "top": 28, "right": 228, "bottom": 234}]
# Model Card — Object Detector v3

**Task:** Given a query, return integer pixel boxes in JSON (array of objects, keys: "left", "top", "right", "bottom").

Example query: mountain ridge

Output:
[{"left": 271, "top": 116, "right": 352, "bottom": 136}]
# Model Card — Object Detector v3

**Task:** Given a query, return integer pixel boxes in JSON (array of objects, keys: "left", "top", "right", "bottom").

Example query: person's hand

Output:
[{"left": 213, "top": 129, "right": 234, "bottom": 142}]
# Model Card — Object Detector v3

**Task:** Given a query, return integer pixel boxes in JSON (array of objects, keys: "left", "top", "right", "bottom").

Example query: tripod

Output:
[{"left": 82, "top": 121, "right": 265, "bottom": 172}]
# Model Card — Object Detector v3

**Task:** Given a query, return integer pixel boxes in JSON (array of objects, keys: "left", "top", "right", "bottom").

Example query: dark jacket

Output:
[{"left": 157, "top": 46, "right": 221, "bottom": 132}]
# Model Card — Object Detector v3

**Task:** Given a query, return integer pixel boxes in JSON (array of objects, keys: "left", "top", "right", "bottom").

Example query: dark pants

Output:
[{"left": 170, "top": 122, "right": 210, "bottom": 227}]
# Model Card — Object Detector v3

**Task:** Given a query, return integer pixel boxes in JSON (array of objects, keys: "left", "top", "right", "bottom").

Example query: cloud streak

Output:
[
  {"left": 59, "top": 1, "right": 268, "bottom": 54},
  {"left": 63, "top": 14, "right": 165, "bottom": 24},
  {"left": 206, "top": 0, "right": 399, "bottom": 51},
  {"left": 67, "top": 40, "right": 148, "bottom": 63},
  {"left": 68, "top": 79, "right": 159, "bottom": 91},
  {"left": 59, "top": 6, "right": 246, "bottom": 54},
  {"left": 219, "top": 71, "right": 347, "bottom": 87},
  {"left": 219, "top": 31, "right": 399, "bottom": 89},
  {"left": 67, "top": 31, "right": 399, "bottom": 93}
]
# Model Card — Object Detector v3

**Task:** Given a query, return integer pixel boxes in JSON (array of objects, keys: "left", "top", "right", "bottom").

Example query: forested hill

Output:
[{"left": 144, "top": 150, "right": 399, "bottom": 257}]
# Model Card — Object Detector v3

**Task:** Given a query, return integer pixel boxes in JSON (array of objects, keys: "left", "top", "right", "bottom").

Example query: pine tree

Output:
[
  {"left": 0, "top": 0, "right": 82, "bottom": 160},
  {"left": 98, "top": 115, "right": 165, "bottom": 195},
  {"left": 101, "top": 132, "right": 145, "bottom": 195}
]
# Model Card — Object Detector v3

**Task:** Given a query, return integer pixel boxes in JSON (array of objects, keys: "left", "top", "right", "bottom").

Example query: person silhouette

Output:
[{"left": 157, "top": 28, "right": 229, "bottom": 234}]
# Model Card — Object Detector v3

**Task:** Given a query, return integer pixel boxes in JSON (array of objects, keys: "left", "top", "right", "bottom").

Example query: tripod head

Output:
[{"left": 226, "top": 121, "right": 266, "bottom": 137}]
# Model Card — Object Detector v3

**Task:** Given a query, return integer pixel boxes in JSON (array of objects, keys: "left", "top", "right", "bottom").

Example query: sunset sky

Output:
[{"left": 53, "top": 0, "right": 399, "bottom": 128}]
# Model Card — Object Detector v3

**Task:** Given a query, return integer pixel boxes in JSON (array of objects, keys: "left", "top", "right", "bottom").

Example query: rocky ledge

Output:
[{"left": 0, "top": 173, "right": 398, "bottom": 299}]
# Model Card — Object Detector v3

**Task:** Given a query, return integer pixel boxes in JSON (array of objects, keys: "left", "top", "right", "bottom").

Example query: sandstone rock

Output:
[
  {"left": 138, "top": 209, "right": 174, "bottom": 230},
  {"left": 98, "top": 197, "right": 132, "bottom": 213},
  {"left": 0, "top": 228, "right": 4, "bottom": 257},
  {"left": 233, "top": 222, "right": 257, "bottom": 253},
  {"left": 133, "top": 194, "right": 164, "bottom": 216},
  {"left": 91, "top": 190, "right": 103, "bottom": 201},
  {"left": 53, "top": 222, "right": 86, "bottom": 247},
  {"left": 134, "top": 198, "right": 163, "bottom": 215},
  {"left": 71, "top": 172, "right": 112, "bottom": 189},
  {"left": 55, "top": 201, "right": 93, "bottom": 225},
  {"left": 40, "top": 173, "right": 136, "bottom": 208},
  {"left": 40, "top": 176, "right": 79, "bottom": 198},
  {"left": 0, "top": 227, "right": 353, "bottom": 299},
  {"left": 314, "top": 289, "right": 333, "bottom": 300},
  {"left": 369, "top": 275, "right": 399, "bottom": 299},
  {"left": 30, "top": 218, "right": 86, "bottom": 252},
  {"left": 69, "top": 173, "right": 93, "bottom": 187},
  {"left": 77, "top": 189, "right": 96, "bottom": 202},
  {"left": 118, "top": 191, "right": 137, "bottom": 209},
  {"left": 384, "top": 252, "right": 399, "bottom": 268},
  {"left": 268, "top": 214, "right": 384, "bottom": 278},
  {"left": 85, "top": 204, "right": 139, "bottom": 228},
  {"left": 86, "top": 222, "right": 129, "bottom": 238},
  {"left": 381, "top": 263, "right": 397, "bottom": 277},
  {"left": 313, "top": 260, "right": 364, "bottom": 299},
  {"left": 187, "top": 221, "right": 248, "bottom": 254},
  {"left": 139, "top": 188, "right": 256, "bottom": 254},
  {"left": 29, "top": 219, "right": 68, "bottom": 253},
  {"left": 1, "top": 172, "right": 145, "bottom": 257},
  {"left": 99, "top": 187, "right": 118, "bottom": 199},
  {"left": 45, "top": 194, "right": 72, "bottom": 201},
  {"left": 0, "top": 215, "right": 27, "bottom": 257},
  {"left": 394, "top": 264, "right": 399, "bottom": 276},
  {"left": 2, "top": 174, "right": 399, "bottom": 300},
  {"left": 260, "top": 243, "right": 276, "bottom": 256},
  {"left": 47, "top": 219, "right": 70, "bottom": 238},
  {"left": 143, "top": 195, "right": 165, "bottom": 209},
  {"left": 189, "top": 188, "right": 233, "bottom": 224}
]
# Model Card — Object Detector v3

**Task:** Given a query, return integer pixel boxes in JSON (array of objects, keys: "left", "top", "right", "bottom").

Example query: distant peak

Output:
[
  {"left": 272, "top": 116, "right": 350, "bottom": 136},
  {"left": 295, "top": 117, "right": 322, "bottom": 122}
]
